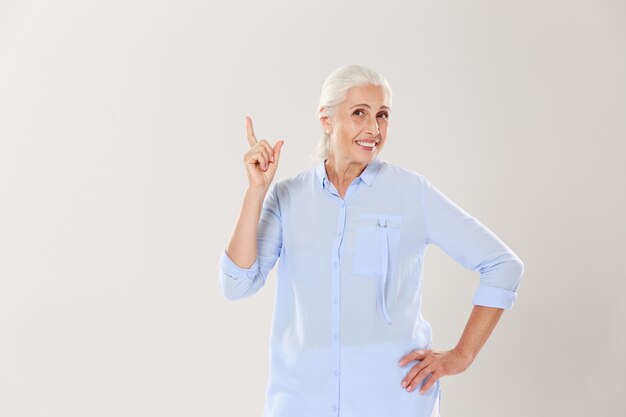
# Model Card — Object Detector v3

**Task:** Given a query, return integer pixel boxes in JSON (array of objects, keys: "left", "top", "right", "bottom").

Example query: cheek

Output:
[{"left": 340, "top": 126, "right": 356, "bottom": 143}]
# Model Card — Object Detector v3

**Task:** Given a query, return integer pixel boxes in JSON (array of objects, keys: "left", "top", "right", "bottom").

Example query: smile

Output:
[{"left": 355, "top": 140, "right": 378, "bottom": 149}]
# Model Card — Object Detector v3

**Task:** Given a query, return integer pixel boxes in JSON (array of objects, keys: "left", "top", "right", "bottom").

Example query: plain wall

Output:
[{"left": 1, "top": 0, "right": 624, "bottom": 416}]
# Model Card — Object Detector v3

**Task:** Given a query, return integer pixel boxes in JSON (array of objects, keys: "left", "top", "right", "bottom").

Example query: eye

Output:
[
  {"left": 377, "top": 112, "right": 389, "bottom": 119},
  {"left": 353, "top": 109, "right": 365, "bottom": 117}
]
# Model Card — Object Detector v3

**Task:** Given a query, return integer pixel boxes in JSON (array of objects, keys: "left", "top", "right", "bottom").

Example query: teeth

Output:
[{"left": 356, "top": 141, "right": 376, "bottom": 148}]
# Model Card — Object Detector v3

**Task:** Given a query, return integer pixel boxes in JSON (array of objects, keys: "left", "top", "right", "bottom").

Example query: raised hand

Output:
[{"left": 243, "top": 116, "right": 284, "bottom": 190}]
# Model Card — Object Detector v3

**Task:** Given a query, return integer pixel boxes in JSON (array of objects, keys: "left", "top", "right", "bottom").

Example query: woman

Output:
[{"left": 219, "top": 64, "right": 524, "bottom": 417}]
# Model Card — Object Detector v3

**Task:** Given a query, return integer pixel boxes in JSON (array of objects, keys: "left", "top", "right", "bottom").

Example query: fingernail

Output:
[
  {"left": 271, "top": 156, "right": 275, "bottom": 162},
  {"left": 419, "top": 389, "right": 425, "bottom": 394},
  {"left": 398, "top": 360, "right": 404, "bottom": 366},
  {"left": 407, "top": 385, "right": 413, "bottom": 391},
  {"left": 401, "top": 381, "right": 407, "bottom": 388}
]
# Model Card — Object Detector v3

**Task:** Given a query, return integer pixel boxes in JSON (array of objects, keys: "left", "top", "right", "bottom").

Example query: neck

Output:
[{"left": 324, "top": 154, "right": 368, "bottom": 189}]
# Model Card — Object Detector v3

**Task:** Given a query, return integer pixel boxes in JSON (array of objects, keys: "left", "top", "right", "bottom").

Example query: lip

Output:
[{"left": 355, "top": 139, "right": 379, "bottom": 151}]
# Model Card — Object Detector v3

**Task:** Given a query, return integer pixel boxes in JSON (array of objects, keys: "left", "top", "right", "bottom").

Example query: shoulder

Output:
[
  {"left": 379, "top": 159, "right": 428, "bottom": 187},
  {"left": 270, "top": 164, "right": 317, "bottom": 198}
]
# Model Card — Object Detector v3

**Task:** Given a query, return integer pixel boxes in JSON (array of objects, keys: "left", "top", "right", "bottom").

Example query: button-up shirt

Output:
[{"left": 219, "top": 156, "right": 524, "bottom": 417}]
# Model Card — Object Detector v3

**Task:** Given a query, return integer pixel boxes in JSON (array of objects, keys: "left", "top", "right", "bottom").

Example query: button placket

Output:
[
  {"left": 330, "top": 196, "right": 347, "bottom": 416},
  {"left": 327, "top": 179, "right": 362, "bottom": 416}
]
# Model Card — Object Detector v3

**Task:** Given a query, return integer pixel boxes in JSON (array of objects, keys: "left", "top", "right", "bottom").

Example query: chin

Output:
[
  {"left": 357, "top": 153, "right": 377, "bottom": 164},
  {"left": 353, "top": 143, "right": 381, "bottom": 158}
]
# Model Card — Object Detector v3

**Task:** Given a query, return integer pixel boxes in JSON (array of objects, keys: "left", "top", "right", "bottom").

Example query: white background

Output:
[{"left": 1, "top": 1, "right": 624, "bottom": 416}]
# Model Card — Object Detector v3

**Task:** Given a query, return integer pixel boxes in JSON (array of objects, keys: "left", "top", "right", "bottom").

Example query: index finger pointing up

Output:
[{"left": 245, "top": 116, "right": 257, "bottom": 147}]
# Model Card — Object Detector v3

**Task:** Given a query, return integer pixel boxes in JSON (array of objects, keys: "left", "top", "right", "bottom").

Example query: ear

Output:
[{"left": 320, "top": 110, "right": 333, "bottom": 134}]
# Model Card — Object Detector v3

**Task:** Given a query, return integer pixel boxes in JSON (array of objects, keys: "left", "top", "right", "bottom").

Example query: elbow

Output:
[
  {"left": 513, "top": 256, "right": 525, "bottom": 281},
  {"left": 478, "top": 253, "right": 525, "bottom": 292},
  {"left": 218, "top": 250, "right": 264, "bottom": 300},
  {"left": 508, "top": 256, "right": 525, "bottom": 292},
  {"left": 473, "top": 256, "right": 525, "bottom": 309},
  {"left": 218, "top": 270, "right": 263, "bottom": 301},
  {"left": 219, "top": 281, "right": 241, "bottom": 301}
]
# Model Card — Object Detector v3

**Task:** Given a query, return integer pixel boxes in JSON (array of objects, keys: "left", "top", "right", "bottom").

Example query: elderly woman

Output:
[{"left": 219, "top": 64, "right": 524, "bottom": 417}]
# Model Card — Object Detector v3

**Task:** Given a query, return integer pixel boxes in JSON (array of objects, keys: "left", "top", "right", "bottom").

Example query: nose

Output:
[{"left": 365, "top": 114, "right": 380, "bottom": 136}]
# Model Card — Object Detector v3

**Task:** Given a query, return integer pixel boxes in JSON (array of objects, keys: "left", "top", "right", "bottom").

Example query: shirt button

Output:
[
  {"left": 334, "top": 370, "right": 339, "bottom": 376},
  {"left": 333, "top": 405, "right": 338, "bottom": 411},
  {"left": 333, "top": 261, "right": 338, "bottom": 268},
  {"left": 334, "top": 297, "right": 339, "bottom": 304},
  {"left": 334, "top": 332, "right": 339, "bottom": 339}
]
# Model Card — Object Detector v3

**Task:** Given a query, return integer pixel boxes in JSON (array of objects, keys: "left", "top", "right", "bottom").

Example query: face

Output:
[{"left": 322, "top": 84, "right": 390, "bottom": 165}]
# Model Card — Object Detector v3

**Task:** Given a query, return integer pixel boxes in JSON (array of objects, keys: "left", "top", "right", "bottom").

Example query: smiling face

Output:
[{"left": 321, "top": 83, "right": 390, "bottom": 166}]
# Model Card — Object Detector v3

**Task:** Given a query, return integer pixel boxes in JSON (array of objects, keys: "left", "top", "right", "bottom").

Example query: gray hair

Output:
[{"left": 313, "top": 64, "right": 393, "bottom": 161}]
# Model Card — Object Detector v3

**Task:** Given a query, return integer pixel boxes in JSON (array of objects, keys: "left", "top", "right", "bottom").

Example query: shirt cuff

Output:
[
  {"left": 220, "top": 249, "right": 259, "bottom": 280},
  {"left": 472, "top": 285, "right": 518, "bottom": 309}
]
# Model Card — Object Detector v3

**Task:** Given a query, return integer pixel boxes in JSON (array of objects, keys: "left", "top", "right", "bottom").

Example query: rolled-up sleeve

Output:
[
  {"left": 219, "top": 182, "right": 283, "bottom": 300},
  {"left": 420, "top": 175, "right": 524, "bottom": 309}
]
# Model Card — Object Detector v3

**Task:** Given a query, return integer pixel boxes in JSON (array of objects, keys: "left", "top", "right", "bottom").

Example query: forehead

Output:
[{"left": 344, "top": 84, "right": 389, "bottom": 107}]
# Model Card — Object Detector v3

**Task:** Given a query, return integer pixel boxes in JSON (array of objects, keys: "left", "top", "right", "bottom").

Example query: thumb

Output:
[
  {"left": 273, "top": 140, "right": 284, "bottom": 162},
  {"left": 399, "top": 349, "right": 428, "bottom": 366},
  {"left": 415, "top": 350, "right": 427, "bottom": 357},
  {"left": 267, "top": 141, "right": 284, "bottom": 175}
]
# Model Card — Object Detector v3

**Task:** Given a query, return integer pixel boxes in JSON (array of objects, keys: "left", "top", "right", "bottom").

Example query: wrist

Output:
[
  {"left": 453, "top": 345, "right": 476, "bottom": 363},
  {"left": 246, "top": 184, "right": 269, "bottom": 197}
]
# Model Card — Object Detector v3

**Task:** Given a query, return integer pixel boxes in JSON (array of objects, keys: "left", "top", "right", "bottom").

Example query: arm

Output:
[
  {"left": 219, "top": 182, "right": 283, "bottom": 300},
  {"left": 399, "top": 305, "right": 506, "bottom": 393},
  {"left": 398, "top": 176, "right": 524, "bottom": 392},
  {"left": 420, "top": 175, "right": 525, "bottom": 309},
  {"left": 225, "top": 185, "right": 268, "bottom": 269},
  {"left": 219, "top": 116, "right": 284, "bottom": 300},
  {"left": 454, "top": 305, "right": 504, "bottom": 362}
]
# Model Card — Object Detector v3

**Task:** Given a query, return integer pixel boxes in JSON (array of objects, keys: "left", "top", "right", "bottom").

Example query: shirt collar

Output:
[{"left": 315, "top": 156, "right": 383, "bottom": 189}]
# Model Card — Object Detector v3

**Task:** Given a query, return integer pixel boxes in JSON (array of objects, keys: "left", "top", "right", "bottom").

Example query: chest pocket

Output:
[
  {"left": 352, "top": 213, "right": 404, "bottom": 324},
  {"left": 352, "top": 213, "right": 403, "bottom": 276}
]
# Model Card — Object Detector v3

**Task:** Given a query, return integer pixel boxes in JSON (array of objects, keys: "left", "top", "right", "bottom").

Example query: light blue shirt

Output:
[{"left": 219, "top": 156, "right": 524, "bottom": 417}]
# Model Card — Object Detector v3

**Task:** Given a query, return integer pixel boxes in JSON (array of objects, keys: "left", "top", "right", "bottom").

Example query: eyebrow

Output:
[{"left": 351, "top": 103, "right": 390, "bottom": 110}]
